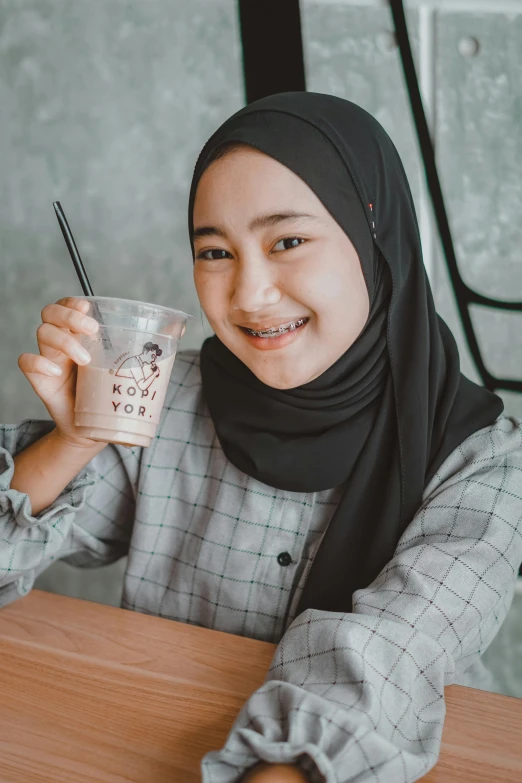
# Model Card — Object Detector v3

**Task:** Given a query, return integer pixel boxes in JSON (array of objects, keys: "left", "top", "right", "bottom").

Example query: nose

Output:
[{"left": 230, "top": 254, "right": 281, "bottom": 315}]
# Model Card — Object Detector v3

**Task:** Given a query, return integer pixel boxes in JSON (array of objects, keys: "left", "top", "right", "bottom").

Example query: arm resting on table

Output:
[
  {"left": 201, "top": 417, "right": 522, "bottom": 783},
  {"left": 0, "top": 420, "right": 140, "bottom": 607}
]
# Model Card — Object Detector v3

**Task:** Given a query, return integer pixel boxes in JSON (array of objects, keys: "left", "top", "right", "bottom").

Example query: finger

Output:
[
  {"left": 56, "top": 297, "right": 91, "bottom": 314},
  {"left": 18, "top": 353, "right": 63, "bottom": 378},
  {"left": 42, "top": 302, "right": 98, "bottom": 335},
  {"left": 36, "top": 323, "right": 91, "bottom": 365}
]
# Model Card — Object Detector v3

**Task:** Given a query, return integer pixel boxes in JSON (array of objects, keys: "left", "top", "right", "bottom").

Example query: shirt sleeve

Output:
[
  {"left": 200, "top": 416, "right": 522, "bottom": 783},
  {"left": 0, "top": 419, "right": 140, "bottom": 608}
]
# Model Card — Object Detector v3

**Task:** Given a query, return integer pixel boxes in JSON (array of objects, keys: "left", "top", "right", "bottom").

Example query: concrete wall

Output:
[{"left": 0, "top": 0, "right": 243, "bottom": 425}]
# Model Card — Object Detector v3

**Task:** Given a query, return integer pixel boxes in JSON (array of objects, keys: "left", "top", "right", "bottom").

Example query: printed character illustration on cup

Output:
[{"left": 116, "top": 342, "right": 162, "bottom": 392}]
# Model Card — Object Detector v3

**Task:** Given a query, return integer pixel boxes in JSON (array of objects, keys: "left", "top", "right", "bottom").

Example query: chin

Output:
[
  {"left": 249, "top": 362, "right": 311, "bottom": 390},
  {"left": 261, "top": 377, "right": 297, "bottom": 390},
  {"left": 222, "top": 335, "right": 315, "bottom": 388}
]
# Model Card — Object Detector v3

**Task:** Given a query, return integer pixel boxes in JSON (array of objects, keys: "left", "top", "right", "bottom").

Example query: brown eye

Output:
[
  {"left": 273, "top": 237, "right": 305, "bottom": 252},
  {"left": 199, "top": 249, "right": 232, "bottom": 260}
]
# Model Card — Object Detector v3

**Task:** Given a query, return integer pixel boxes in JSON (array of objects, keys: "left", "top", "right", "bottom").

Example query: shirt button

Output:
[{"left": 277, "top": 551, "right": 292, "bottom": 567}]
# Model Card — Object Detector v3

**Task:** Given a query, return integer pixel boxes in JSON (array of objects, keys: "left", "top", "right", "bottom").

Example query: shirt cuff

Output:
[
  {"left": 0, "top": 446, "right": 97, "bottom": 528},
  {"left": 201, "top": 682, "right": 335, "bottom": 783}
]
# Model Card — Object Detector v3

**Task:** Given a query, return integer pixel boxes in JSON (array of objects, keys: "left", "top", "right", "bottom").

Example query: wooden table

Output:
[{"left": 0, "top": 591, "right": 521, "bottom": 783}]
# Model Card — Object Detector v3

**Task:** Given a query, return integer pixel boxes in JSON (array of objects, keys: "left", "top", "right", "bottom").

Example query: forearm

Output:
[
  {"left": 12, "top": 428, "right": 105, "bottom": 515},
  {"left": 202, "top": 611, "right": 448, "bottom": 783}
]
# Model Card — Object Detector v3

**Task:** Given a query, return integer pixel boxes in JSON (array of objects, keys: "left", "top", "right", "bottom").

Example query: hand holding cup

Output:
[
  {"left": 18, "top": 298, "right": 100, "bottom": 447},
  {"left": 19, "top": 295, "right": 190, "bottom": 449}
]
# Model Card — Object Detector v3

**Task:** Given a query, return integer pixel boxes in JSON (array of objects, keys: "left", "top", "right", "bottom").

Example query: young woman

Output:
[{"left": 4, "top": 93, "right": 522, "bottom": 783}]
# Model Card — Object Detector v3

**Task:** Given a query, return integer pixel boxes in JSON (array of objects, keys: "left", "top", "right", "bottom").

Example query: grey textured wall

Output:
[
  {"left": 1, "top": 0, "right": 243, "bottom": 423},
  {"left": 434, "top": 10, "right": 522, "bottom": 414},
  {"left": 2, "top": 0, "right": 522, "bottom": 693}
]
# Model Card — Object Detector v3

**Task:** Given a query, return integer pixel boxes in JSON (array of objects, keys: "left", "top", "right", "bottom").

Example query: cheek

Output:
[
  {"left": 194, "top": 269, "right": 225, "bottom": 322},
  {"left": 305, "top": 255, "right": 369, "bottom": 337}
]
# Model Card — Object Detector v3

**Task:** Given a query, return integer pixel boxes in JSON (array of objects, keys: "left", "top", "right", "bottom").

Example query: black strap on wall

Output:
[
  {"left": 238, "top": 0, "right": 306, "bottom": 104},
  {"left": 389, "top": 0, "right": 522, "bottom": 394}
]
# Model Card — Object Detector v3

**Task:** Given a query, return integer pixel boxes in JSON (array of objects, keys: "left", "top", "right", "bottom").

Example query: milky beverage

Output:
[{"left": 75, "top": 352, "right": 176, "bottom": 448}]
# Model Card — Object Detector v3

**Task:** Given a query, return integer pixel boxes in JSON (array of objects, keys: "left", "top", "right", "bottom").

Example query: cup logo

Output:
[{"left": 112, "top": 341, "right": 163, "bottom": 417}]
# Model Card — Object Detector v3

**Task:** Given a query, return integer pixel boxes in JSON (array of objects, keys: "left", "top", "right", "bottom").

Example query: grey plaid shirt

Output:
[{"left": 1, "top": 349, "right": 522, "bottom": 783}]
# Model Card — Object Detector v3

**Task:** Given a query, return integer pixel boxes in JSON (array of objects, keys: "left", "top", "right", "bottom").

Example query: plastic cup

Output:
[{"left": 73, "top": 296, "right": 192, "bottom": 448}]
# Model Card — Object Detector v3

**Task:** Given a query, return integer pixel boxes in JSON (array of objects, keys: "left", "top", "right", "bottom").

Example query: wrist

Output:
[
  {"left": 50, "top": 427, "right": 107, "bottom": 457},
  {"left": 240, "top": 763, "right": 310, "bottom": 782}
]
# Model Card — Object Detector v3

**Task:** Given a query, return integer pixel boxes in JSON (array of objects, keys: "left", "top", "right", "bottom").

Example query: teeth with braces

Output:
[{"left": 246, "top": 318, "right": 307, "bottom": 337}]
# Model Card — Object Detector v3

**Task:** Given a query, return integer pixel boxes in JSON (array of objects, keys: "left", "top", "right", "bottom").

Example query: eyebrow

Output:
[{"left": 192, "top": 211, "right": 319, "bottom": 242}]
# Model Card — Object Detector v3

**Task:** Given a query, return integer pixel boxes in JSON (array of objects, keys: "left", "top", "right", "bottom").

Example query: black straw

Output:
[
  {"left": 53, "top": 201, "right": 112, "bottom": 351},
  {"left": 53, "top": 202, "right": 94, "bottom": 297}
]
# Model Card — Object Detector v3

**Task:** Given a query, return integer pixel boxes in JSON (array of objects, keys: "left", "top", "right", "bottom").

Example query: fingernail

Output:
[
  {"left": 75, "top": 347, "right": 91, "bottom": 364},
  {"left": 47, "top": 363, "right": 62, "bottom": 376}
]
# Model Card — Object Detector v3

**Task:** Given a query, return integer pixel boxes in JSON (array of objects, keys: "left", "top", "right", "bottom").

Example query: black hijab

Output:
[{"left": 188, "top": 92, "right": 503, "bottom": 615}]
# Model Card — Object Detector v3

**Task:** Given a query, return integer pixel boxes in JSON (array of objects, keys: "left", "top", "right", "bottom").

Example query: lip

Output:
[{"left": 237, "top": 318, "right": 309, "bottom": 351}]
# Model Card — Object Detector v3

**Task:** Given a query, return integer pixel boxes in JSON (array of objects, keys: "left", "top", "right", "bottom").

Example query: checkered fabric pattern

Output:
[{"left": 1, "top": 350, "right": 522, "bottom": 783}]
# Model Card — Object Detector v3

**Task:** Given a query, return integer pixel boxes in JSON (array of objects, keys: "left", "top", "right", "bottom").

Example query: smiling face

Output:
[{"left": 192, "top": 145, "right": 370, "bottom": 389}]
